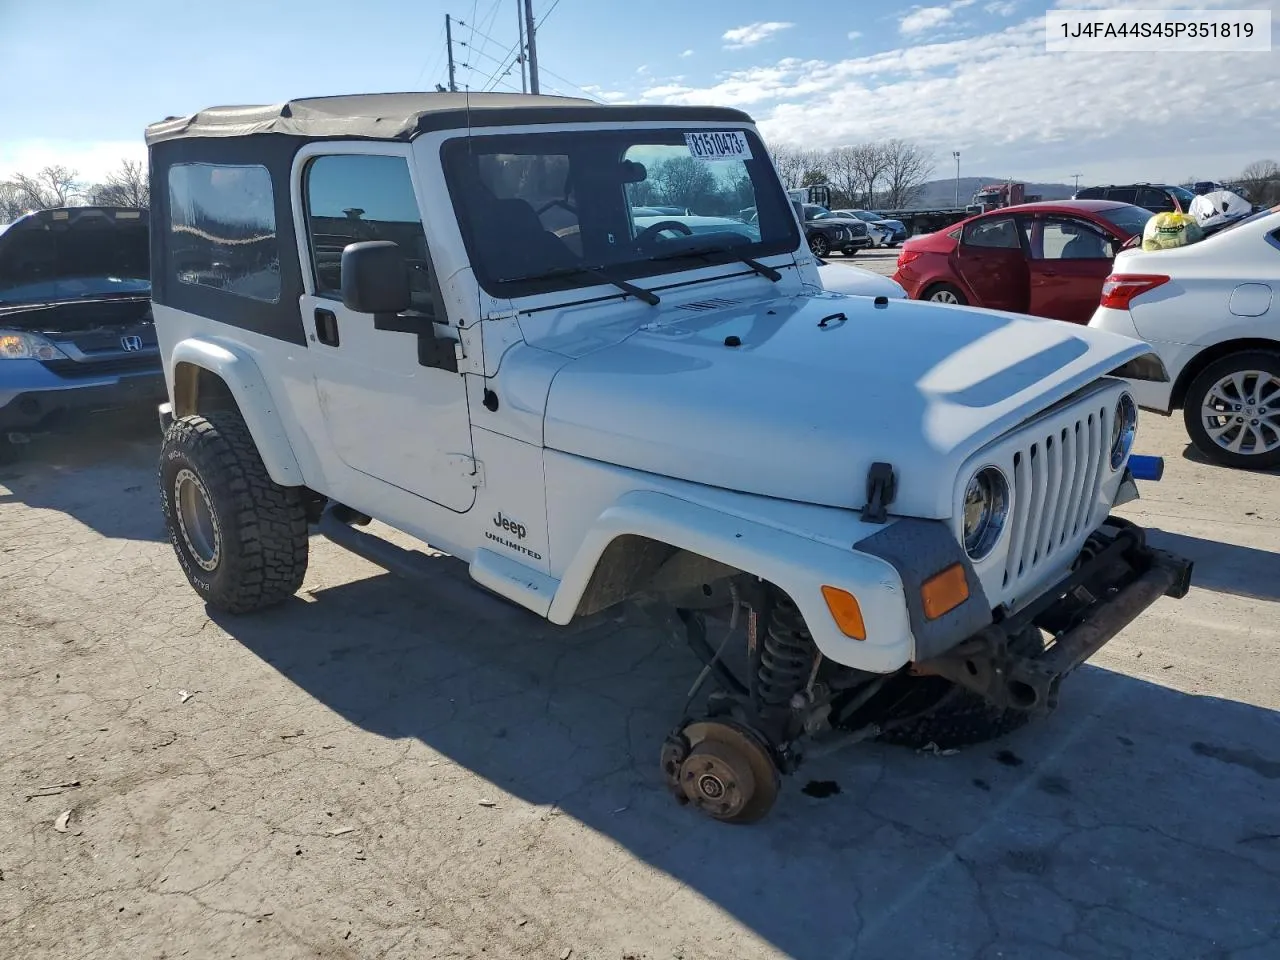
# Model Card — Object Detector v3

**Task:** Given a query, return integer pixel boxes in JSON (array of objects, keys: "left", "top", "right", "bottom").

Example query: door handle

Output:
[{"left": 315, "top": 308, "right": 339, "bottom": 347}]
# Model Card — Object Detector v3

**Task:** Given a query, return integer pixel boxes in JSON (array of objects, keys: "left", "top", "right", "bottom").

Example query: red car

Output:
[{"left": 892, "top": 200, "right": 1155, "bottom": 324}]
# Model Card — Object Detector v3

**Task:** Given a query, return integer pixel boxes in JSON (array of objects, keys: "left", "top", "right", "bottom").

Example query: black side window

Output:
[
  {"left": 168, "top": 164, "right": 280, "bottom": 302},
  {"left": 305, "top": 154, "right": 436, "bottom": 316},
  {"left": 1138, "top": 188, "right": 1174, "bottom": 212},
  {"left": 1108, "top": 187, "right": 1139, "bottom": 205},
  {"left": 962, "top": 215, "right": 1022, "bottom": 249},
  {"left": 1075, "top": 187, "right": 1103, "bottom": 199}
]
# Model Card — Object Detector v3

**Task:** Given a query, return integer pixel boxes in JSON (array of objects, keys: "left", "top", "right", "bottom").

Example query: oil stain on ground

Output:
[{"left": 802, "top": 780, "right": 842, "bottom": 799}]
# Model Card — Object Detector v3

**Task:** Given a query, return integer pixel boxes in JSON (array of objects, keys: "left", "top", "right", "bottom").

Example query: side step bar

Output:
[{"left": 317, "top": 504, "right": 443, "bottom": 582}]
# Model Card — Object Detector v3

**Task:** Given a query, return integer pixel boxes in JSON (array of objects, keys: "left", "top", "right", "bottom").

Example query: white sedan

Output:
[{"left": 1089, "top": 205, "right": 1280, "bottom": 469}]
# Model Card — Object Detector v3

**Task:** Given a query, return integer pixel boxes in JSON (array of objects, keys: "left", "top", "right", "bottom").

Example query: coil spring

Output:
[{"left": 756, "top": 595, "right": 818, "bottom": 707}]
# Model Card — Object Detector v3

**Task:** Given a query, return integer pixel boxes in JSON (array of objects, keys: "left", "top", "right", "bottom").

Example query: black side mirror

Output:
[{"left": 340, "top": 241, "right": 411, "bottom": 315}]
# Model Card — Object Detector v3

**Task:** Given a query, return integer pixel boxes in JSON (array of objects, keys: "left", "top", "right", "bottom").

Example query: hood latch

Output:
[{"left": 860, "top": 462, "right": 897, "bottom": 524}]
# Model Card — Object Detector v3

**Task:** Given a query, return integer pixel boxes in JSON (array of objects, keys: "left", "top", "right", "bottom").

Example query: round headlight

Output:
[
  {"left": 1111, "top": 393, "right": 1137, "bottom": 469},
  {"left": 962, "top": 466, "right": 1010, "bottom": 561}
]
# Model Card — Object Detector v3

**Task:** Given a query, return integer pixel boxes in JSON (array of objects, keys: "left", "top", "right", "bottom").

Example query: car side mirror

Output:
[{"left": 340, "top": 241, "right": 411, "bottom": 315}]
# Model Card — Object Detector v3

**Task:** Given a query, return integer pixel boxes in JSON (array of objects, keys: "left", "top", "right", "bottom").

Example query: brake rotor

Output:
[{"left": 677, "top": 721, "right": 780, "bottom": 823}]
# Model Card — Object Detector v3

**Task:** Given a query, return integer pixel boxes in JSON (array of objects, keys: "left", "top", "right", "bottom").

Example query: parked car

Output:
[
  {"left": 801, "top": 204, "right": 872, "bottom": 257},
  {"left": 0, "top": 206, "right": 164, "bottom": 456},
  {"left": 892, "top": 200, "right": 1155, "bottom": 324},
  {"left": 832, "top": 209, "right": 908, "bottom": 247},
  {"left": 1090, "top": 204, "right": 1280, "bottom": 469},
  {"left": 146, "top": 91, "right": 1188, "bottom": 824},
  {"left": 1073, "top": 183, "right": 1196, "bottom": 214}
]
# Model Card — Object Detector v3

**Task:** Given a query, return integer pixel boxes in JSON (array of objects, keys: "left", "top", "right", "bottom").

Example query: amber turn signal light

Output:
[
  {"left": 821, "top": 585, "right": 866, "bottom": 640},
  {"left": 921, "top": 564, "right": 969, "bottom": 620}
]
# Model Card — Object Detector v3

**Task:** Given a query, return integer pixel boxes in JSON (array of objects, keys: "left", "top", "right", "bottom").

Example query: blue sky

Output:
[{"left": 1, "top": 0, "right": 1277, "bottom": 189}]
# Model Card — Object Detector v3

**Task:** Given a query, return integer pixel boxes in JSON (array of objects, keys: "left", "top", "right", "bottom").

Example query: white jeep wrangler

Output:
[{"left": 148, "top": 92, "right": 1191, "bottom": 823}]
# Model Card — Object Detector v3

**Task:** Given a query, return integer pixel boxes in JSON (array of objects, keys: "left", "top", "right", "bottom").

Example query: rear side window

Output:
[
  {"left": 962, "top": 215, "right": 1022, "bottom": 249},
  {"left": 1107, "top": 187, "right": 1139, "bottom": 205},
  {"left": 167, "top": 163, "right": 280, "bottom": 302},
  {"left": 304, "top": 154, "right": 438, "bottom": 317},
  {"left": 1075, "top": 187, "right": 1104, "bottom": 200}
]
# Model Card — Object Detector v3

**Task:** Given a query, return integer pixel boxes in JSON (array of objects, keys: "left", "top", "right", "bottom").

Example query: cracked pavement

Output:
[{"left": 1, "top": 412, "right": 1278, "bottom": 960}]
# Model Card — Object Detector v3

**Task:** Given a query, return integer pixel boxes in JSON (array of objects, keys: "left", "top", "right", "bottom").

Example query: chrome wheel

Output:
[
  {"left": 929, "top": 288, "right": 960, "bottom": 304},
  {"left": 809, "top": 235, "right": 830, "bottom": 258},
  {"left": 174, "top": 468, "right": 222, "bottom": 571},
  {"left": 1199, "top": 370, "right": 1280, "bottom": 458}
]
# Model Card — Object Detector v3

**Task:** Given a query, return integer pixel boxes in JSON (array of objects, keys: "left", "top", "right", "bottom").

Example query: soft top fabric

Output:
[{"left": 145, "top": 92, "right": 754, "bottom": 145}]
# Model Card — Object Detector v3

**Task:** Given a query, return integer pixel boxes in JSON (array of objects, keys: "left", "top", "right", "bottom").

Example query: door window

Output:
[
  {"left": 1137, "top": 187, "right": 1174, "bottom": 212},
  {"left": 962, "top": 215, "right": 1023, "bottom": 249},
  {"left": 304, "top": 154, "right": 438, "bottom": 317},
  {"left": 1107, "top": 187, "right": 1139, "bottom": 205},
  {"left": 1035, "top": 217, "right": 1115, "bottom": 260}
]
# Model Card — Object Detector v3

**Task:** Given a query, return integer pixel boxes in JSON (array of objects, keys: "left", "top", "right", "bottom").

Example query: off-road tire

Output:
[
  {"left": 159, "top": 410, "right": 308, "bottom": 613},
  {"left": 922, "top": 282, "right": 968, "bottom": 306},
  {"left": 875, "top": 628, "right": 1047, "bottom": 750},
  {"left": 1182, "top": 350, "right": 1280, "bottom": 470}
]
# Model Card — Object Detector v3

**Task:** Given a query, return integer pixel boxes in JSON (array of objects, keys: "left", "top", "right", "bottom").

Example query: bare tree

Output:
[
  {"left": 5, "top": 165, "right": 84, "bottom": 209},
  {"left": 1236, "top": 159, "right": 1280, "bottom": 205},
  {"left": 850, "top": 143, "right": 891, "bottom": 208},
  {"left": 827, "top": 146, "right": 865, "bottom": 209},
  {"left": 651, "top": 156, "right": 717, "bottom": 212},
  {"left": 0, "top": 182, "right": 28, "bottom": 222},
  {"left": 881, "top": 139, "right": 935, "bottom": 209},
  {"left": 767, "top": 145, "right": 807, "bottom": 190},
  {"left": 90, "top": 158, "right": 149, "bottom": 208}
]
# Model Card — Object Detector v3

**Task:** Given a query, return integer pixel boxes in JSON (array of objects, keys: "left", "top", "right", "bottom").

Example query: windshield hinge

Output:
[{"left": 860, "top": 462, "right": 897, "bottom": 524}]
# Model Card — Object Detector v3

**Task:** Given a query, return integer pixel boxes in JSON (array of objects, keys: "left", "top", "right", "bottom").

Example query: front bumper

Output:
[
  {"left": 843, "top": 237, "right": 874, "bottom": 251},
  {"left": 912, "top": 518, "right": 1192, "bottom": 715},
  {"left": 0, "top": 364, "right": 166, "bottom": 433}
]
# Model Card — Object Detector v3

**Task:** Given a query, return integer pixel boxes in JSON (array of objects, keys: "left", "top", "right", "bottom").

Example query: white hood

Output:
[{"left": 542, "top": 293, "right": 1155, "bottom": 519}]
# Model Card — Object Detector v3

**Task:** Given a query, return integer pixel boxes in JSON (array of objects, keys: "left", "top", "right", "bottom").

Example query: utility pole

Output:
[
  {"left": 516, "top": 0, "right": 528, "bottom": 93},
  {"left": 953, "top": 151, "right": 960, "bottom": 206},
  {"left": 523, "top": 0, "right": 540, "bottom": 94},
  {"left": 445, "top": 14, "right": 457, "bottom": 92},
  {"left": 1071, "top": 172, "right": 1082, "bottom": 191}
]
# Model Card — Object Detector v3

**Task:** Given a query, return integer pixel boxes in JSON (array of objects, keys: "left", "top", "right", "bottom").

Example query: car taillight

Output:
[
  {"left": 897, "top": 250, "right": 922, "bottom": 269},
  {"left": 1099, "top": 274, "right": 1169, "bottom": 309}
]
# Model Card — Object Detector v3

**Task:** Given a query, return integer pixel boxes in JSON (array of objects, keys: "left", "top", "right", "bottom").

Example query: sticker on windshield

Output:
[{"left": 684, "top": 131, "right": 753, "bottom": 162}]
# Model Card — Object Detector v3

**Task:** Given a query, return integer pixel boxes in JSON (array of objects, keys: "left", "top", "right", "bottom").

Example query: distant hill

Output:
[{"left": 905, "top": 176, "right": 1076, "bottom": 210}]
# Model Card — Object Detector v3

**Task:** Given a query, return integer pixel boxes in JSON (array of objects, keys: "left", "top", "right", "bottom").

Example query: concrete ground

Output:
[{"left": 1, "top": 407, "right": 1278, "bottom": 960}]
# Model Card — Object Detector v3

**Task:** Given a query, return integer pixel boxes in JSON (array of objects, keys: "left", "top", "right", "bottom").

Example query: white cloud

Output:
[
  {"left": 900, "top": 6, "right": 953, "bottom": 34},
  {"left": 722, "top": 21, "right": 794, "bottom": 50},
  {"left": 984, "top": 1, "right": 1018, "bottom": 14},
  {"left": 680, "top": 49, "right": 694, "bottom": 57},
  {"left": 636, "top": 18, "right": 1278, "bottom": 183},
  {"left": 847, "top": 31, "right": 863, "bottom": 40},
  {"left": 901, "top": 0, "right": 978, "bottom": 34}
]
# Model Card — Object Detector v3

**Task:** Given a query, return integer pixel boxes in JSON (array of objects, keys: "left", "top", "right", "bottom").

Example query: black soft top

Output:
[{"left": 145, "top": 91, "right": 754, "bottom": 145}]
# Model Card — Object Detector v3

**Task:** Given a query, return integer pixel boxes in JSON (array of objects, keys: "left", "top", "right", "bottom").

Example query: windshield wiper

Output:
[
  {"left": 497, "top": 264, "right": 659, "bottom": 305},
  {"left": 647, "top": 244, "right": 781, "bottom": 282}
]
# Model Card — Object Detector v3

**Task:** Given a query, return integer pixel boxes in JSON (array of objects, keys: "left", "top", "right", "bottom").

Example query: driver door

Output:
[
  {"left": 1026, "top": 215, "right": 1119, "bottom": 324},
  {"left": 952, "top": 214, "right": 1030, "bottom": 312},
  {"left": 296, "top": 148, "right": 476, "bottom": 513}
]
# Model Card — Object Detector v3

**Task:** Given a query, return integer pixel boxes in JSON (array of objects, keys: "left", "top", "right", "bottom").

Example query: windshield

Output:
[
  {"left": 0, "top": 275, "right": 150, "bottom": 306},
  {"left": 1098, "top": 203, "right": 1157, "bottom": 238},
  {"left": 1170, "top": 185, "right": 1196, "bottom": 207},
  {"left": 443, "top": 127, "right": 799, "bottom": 298}
]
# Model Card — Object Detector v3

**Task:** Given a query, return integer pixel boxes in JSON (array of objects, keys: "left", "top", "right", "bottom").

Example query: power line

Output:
[
  {"left": 413, "top": 21, "right": 449, "bottom": 89},
  {"left": 537, "top": 0, "right": 562, "bottom": 27}
]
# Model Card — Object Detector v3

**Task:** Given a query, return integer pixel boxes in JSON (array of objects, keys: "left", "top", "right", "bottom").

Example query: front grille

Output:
[
  {"left": 1002, "top": 400, "right": 1111, "bottom": 590},
  {"left": 41, "top": 354, "right": 160, "bottom": 378}
]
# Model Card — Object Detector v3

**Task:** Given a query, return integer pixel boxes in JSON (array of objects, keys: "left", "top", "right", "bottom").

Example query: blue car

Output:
[{"left": 0, "top": 206, "right": 164, "bottom": 453}]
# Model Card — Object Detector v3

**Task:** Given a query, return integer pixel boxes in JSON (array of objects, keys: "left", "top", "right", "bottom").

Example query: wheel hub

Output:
[
  {"left": 680, "top": 740, "right": 756, "bottom": 819},
  {"left": 1201, "top": 370, "right": 1280, "bottom": 457}
]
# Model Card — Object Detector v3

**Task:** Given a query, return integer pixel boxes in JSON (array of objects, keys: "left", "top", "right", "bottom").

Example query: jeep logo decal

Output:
[{"left": 493, "top": 512, "right": 526, "bottom": 540}]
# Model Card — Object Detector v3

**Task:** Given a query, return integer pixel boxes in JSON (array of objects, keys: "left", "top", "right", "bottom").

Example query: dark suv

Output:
[{"left": 1072, "top": 183, "right": 1196, "bottom": 214}]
